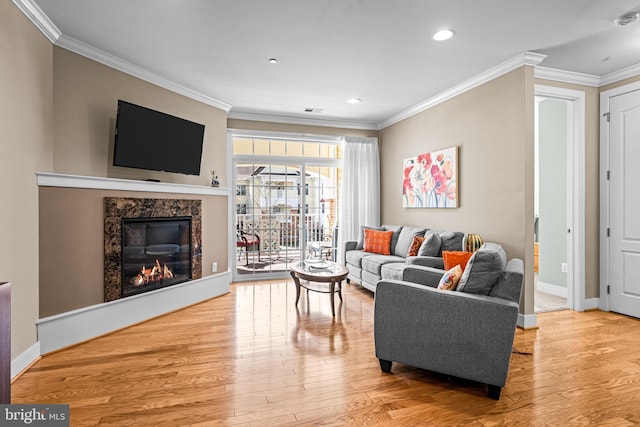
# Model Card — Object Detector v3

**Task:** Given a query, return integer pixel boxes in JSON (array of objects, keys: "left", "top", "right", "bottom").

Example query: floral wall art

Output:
[{"left": 402, "top": 146, "right": 458, "bottom": 208}]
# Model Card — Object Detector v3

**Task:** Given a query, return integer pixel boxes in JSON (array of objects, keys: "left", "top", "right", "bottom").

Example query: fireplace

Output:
[
  {"left": 104, "top": 197, "right": 202, "bottom": 302},
  {"left": 121, "top": 217, "right": 192, "bottom": 298}
]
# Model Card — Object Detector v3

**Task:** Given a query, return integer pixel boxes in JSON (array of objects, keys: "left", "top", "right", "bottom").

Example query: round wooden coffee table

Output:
[{"left": 289, "top": 261, "right": 349, "bottom": 316}]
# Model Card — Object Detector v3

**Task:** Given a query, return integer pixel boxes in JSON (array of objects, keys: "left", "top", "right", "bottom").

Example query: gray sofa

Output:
[
  {"left": 344, "top": 225, "right": 465, "bottom": 292},
  {"left": 373, "top": 242, "right": 524, "bottom": 399}
]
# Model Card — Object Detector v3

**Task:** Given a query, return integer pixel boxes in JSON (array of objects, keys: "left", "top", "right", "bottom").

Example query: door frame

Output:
[
  {"left": 535, "top": 84, "right": 586, "bottom": 311},
  {"left": 599, "top": 80, "right": 640, "bottom": 312},
  {"left": 227, "top": 129, "right": 343, "bottom": 282}
]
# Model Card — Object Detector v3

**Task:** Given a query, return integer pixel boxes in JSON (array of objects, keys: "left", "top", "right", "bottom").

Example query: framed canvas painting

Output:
[{"left": 402, "top": 146, "right": 458, "bottom": 208}]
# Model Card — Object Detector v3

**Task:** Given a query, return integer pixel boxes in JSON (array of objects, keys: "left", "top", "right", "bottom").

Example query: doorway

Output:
[
  {"left": 534, "top": 85, "right": 586, "bottom": 312},
  {"left": 229, "top": 131, "right": 342, "bottom": 282}
]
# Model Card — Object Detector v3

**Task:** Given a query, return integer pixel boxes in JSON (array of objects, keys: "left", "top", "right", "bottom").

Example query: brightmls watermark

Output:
[{"left": 1, "top": 405, "right": 69, "bottom": 426}]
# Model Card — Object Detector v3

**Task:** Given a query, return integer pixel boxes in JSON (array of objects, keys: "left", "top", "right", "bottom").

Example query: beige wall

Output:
[
  {"left": 0, "top": 2, "right": 54, "bottom": 359},
  {"left": 39, "top": 188, "right": 228, "bottom": 317},
  {"left": 53, "top": 47, "right": 228, "bottom": 187},
  {"left": 379, "top": 67, "right": 537, "bottom": 314}
]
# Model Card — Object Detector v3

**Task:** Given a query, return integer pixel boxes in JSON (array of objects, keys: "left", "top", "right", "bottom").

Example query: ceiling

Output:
[{"left": 27, "top": 0, "right": 640, "bottom": 129}]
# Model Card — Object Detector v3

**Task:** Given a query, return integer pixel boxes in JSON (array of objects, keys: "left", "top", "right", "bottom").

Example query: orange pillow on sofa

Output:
[
  {"left": 443, "top": 251, "right": 474, "bottom": 271},
  {"left": 363, "top": 229, "right": 393, "bottom": 255}
]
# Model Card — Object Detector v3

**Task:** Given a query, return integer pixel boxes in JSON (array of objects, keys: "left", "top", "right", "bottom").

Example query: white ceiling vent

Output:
[
  {"left": 615, "top": 11, "right": 639, "bottom": 26},
  {"left": 304, "top": 108, "right": 324, "bottom": 113}
]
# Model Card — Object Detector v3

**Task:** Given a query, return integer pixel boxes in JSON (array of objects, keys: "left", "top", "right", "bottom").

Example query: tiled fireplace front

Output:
[{"left": 104, "top": 197, "right": 202, "bottom": 302}]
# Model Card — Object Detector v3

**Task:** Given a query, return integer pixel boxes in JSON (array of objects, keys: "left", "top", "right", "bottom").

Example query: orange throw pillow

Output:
[
  {"left": 443, "top": 251, "right": 474, "bottom": 271},
  {"left": 407, "top": 236, "right": 425, "bottom": 256},
  {"left": 363, "top": 229, "right": 393, "bottom": 255}
]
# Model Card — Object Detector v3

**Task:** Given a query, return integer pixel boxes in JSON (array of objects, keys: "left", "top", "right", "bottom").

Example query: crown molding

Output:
[
  {"left": 377, "top": 51, "right": 547, "bottom": 129},
  {"left": 534, "top": 66, "right": 600, "bottom": 87},
  {"left": 227, "top": 111, "right": 377, "bottom": 131},
  {"left": 599, "top": 62, "right": 640, "bottom": 87},
  {"left": 12, "top": 0, "right": 61, "bottom": 43},
  {"left": 56, "top": 35, "right": 232, "bottom": 112}
]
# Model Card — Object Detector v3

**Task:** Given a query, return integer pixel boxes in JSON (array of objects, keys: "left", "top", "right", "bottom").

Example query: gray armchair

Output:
[{"left": 373, "top": 243, "right": 524, "bottom": 399}]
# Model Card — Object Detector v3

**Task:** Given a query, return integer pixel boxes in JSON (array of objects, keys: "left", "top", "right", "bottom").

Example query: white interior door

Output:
[{"left": 608, "top": 88, "right": 640, "bottom": 318}]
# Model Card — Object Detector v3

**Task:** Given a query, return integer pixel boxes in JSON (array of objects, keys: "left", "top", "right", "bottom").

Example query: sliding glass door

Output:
[{"left": 231, "top": 133, "right": 341, "bottom": 280}]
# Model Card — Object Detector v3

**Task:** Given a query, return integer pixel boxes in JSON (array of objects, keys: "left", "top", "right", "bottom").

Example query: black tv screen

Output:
[{"left": 113, "top": 100, "right": 205, "bottom": 176}]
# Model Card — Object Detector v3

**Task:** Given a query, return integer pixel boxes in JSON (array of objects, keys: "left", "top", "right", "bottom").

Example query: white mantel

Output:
[{"left": 36, "top": 172, "right": 230, "bottom": 196}]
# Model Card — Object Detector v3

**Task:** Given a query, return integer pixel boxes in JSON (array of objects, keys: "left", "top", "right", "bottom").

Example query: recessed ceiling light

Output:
[
  {"left": 432, "top": 29, "right": 455, "bottom": 41},
  {"left": 268, "top": 58, "right": 278, "bottom": 64},
  {"left": 347, "top": 98, "right": 361, "bottom": 104}
]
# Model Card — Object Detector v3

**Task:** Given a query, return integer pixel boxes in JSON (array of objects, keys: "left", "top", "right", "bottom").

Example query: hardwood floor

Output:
[{"left": 11, "top": 280, "right": 640, "bottom": 426}]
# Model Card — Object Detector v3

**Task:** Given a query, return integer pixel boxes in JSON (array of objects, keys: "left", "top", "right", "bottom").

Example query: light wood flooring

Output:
[{"left": 11, "top": 280, "right": 640, "bottom": 426}]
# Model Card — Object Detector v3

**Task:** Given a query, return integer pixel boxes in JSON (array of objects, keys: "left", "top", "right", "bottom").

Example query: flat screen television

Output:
[{"left": 113, "top": 100, "right": 205, "bottom": 176}]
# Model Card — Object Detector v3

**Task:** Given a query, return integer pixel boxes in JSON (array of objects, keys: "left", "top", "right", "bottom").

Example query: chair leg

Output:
[
  {"left": 379, "top": 359, "right": 392, "bottom": 373},
  {"left": 488, "top": 385, "right": 502, "bottom": 400}
]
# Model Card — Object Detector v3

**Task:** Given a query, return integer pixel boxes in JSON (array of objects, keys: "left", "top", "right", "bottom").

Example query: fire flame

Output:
[{"left": 131, "top": 259, "right": 174, "bottom": 286}]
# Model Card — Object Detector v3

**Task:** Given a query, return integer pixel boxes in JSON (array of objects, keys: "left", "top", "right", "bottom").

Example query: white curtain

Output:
[{"left": 337, "top": 136, "right": 380, "bottom": 263}]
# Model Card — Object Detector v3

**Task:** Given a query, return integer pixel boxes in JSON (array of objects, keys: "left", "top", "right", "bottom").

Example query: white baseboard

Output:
[
  {"left": 36, "top": 271, "right": 231, "bottom": 354},
  {"left": 518, "top": 313, "right": 538, "bottom": 329},
  {"left": 536, "top": 280, "right": 568, "bottom": 298},
  {"left": 11, "top": 341, "right": 41, "bottom": 379},
  {"left": 583, "top": 297, "right": 600, "bottom": 311}
]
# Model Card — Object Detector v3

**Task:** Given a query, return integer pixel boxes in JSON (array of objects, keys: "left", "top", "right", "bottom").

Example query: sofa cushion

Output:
[
  {"left": 363, "top": 229, "right": 394, "bottom": 255},
  {"left": 435, "top": 230, "right": 465, "bottom": 254},
  {"left": 437, "top": 264, "right": 463, "bottom": 290},
  {"left": 345, "top": 250, "right": 371, "bottom": 268},
  {"left": 362, "top": 254, "right": 406, "bottom": 276},
  {"left": 443, "top": 251, "right": 474, "bottom": 271},
  {"left": 382, "top": 225, "right": 403, "bottom": 254},
  {"left": 457, "top": 243, "right": 507, "bottom": 296},
  {"left": 407, "top": 236, "right": 425, "bottom": 256},
  {"left": 380, "top": 262, "right": 406, "bottom": 281},
  {"left": 356, "top": 225, "right": 385, "bottom": 250},
  {"left": 418, "top": 231, "right": 441, "bottom": 256},
  {"left": 394, "top": 226, "right": 427, "bottom": 257}
]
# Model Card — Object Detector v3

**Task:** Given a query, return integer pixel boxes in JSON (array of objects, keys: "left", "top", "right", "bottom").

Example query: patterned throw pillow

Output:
[
  {"left": 407, "top": 236, "right": 425, "bottom": 256},
  {"left": 363, "top": 229, "right": 393, "bottom": 255},
  {"left": 437, "top": 264, "right": 463, "bottom": 291},
  {"left": 443, "top": 251, "right": 474, "bottom": 271}
]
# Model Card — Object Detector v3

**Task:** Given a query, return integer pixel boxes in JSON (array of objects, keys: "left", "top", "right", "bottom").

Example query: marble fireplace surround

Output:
[{"left": 104, "top": 197, "right": 203, "bottom": 302}]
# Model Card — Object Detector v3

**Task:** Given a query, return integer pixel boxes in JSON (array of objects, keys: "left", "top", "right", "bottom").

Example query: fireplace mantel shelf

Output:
[{"left": 36, "top": 172, "right": 229, "bottom": 196}]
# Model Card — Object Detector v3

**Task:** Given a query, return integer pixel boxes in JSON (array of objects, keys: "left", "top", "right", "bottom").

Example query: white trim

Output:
[
  {"left": 518, "top": 313, "right": 538, "bottom": 329},
  {"left": 55, "top": 34, "right": 232, "bottom": 113},
  {"left": 584, "top": 298, "right": 600, "bottom": 311},
  {"left": 536, "top": 281, "right": 568, "bottom": 298},
  {"left": 378, "top": 51, "right": 547, "bottom": 129},
  {"left": 228, "top": 128, "right": 343, "bottom": 144},
  {"left": 37, "top": 272, "right": 231, "bottom": 354},
  {"left": 228, "top": 111, "right": 376, "bottom": 131},
  {"left": 599, "top": 63, "right": 640, "bottom": 87},
  {"left": 36, "top": 172, "right": 230, "bottom": 196},
  {"left": 11, "top": 342, "right": 40, "bottom": 379},
  {"left": 535, "top": 85, "right": 586, "bottom": 312},
  {"left": 534, "top": 66, "right": 600, "bottom": 87},
  {"left": 11, "top": 0, "right": 61, "bottom": 43}
]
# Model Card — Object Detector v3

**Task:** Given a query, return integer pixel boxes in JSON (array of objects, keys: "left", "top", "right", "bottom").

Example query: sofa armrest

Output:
[
  {"left": 401, "top": 265, "right": 443, "bottom": 288},
  {"left": 374, "top": 279, "right": 520, "bottom": 387},
  {"left": 406, "top": 256, "right": 444, "bottom": 269},
  {"left": 344, "top": 240, "right": 357, "bottom": 252}
]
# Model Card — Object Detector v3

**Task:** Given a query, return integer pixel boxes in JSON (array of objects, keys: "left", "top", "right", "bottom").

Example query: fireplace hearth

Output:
[{"left": 104, "top": 197, "right": 202, "bottom": 302}]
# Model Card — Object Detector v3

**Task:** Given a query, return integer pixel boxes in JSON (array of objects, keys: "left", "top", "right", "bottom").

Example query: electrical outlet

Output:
[
  {"left": 561, "top": 263, "right": 568, "bottom": 273},
  {"left": 212, "top": 262, "right": 217, "bottom": 273}
]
